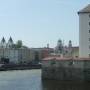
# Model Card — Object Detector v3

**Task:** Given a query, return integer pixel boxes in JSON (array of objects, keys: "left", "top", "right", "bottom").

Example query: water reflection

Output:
[{"left": 42, "top": 80, "right": 90, "bottom": 90}]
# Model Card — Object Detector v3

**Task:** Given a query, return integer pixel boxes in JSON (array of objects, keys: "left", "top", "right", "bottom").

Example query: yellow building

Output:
[{"left": 72, "top": 47, "right": 79, "bottom": 58}]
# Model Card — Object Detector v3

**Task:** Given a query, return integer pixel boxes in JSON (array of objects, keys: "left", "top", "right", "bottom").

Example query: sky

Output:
[{"left": 0, "top": 0, "right": 90, "bottom": 48}]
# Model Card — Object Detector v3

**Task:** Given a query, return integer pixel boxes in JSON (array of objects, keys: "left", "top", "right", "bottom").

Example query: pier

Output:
[{"left": 42, "top": 56, "right": 90, "bottom": 81}]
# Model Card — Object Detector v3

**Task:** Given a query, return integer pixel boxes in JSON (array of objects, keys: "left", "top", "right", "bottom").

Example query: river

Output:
[{"left": 0, "top": 69, "right": 89, "bottom": 90}]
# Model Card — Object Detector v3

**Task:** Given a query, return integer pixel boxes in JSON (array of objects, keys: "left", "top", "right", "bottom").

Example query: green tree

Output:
[{"left": 16, "top": 40, "right": 23, "bottom": 48}]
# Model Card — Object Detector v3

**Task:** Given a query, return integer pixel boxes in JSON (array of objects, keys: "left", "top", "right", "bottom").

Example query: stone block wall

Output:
[{"left": 42, "top": 59, "right": 90, "bottom": 81}]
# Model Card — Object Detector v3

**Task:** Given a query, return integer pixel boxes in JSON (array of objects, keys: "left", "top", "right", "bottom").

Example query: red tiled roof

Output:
[{"left": 43, "top": 56, "right": 90, "bottom": 61}]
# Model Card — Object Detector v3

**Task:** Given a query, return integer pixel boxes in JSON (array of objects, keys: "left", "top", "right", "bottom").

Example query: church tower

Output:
[
  {"left": 7, "top": 37, "right": 14, "bottom": 48},
  {"left": 55, "top": 39, "right": 63, "bottom": 54},
  {"left": 68, "top": 40, "right": 72, "bottom": 57},
  {"left": 0, "top": 37, "right": 6, "bottom": 48}
]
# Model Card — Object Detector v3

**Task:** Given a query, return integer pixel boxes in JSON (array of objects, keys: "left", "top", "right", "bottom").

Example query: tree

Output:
[{"left": 16, "top": 40, "right": 23, "bottom": 48}]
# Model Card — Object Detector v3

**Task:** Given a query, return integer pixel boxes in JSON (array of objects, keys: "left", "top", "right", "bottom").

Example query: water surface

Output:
[{"left": 0, "top": 69, "right": 89, "bottom": 90}]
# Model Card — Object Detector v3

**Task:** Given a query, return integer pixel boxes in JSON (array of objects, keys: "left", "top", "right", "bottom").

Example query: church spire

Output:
[
  {"left": 9, "top": 36, "right": 13, "bottom": 43},
  {"left": 7, "top": 37, "right": 14, "bottom": 48},
  {"left": 1, "top": 37, "right": 5, "bottom": 43},
  {"left": 0, "top": 37, "right": 6, "bottom": 48}
]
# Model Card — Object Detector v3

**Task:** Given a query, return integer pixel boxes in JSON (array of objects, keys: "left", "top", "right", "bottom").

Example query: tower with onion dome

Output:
[
  {"left": 55, "top": 39, "right": 64, "bottom": 54},
  {"left": 68, "top": 40, "right": 72, "bottom": 57}
]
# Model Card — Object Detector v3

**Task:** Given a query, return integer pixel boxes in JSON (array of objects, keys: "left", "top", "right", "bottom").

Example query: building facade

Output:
[
  {"left": 30, "top": 48, "right": 54, "bottom": 63},
  {"left": 0, "top": 48, "right": 31, "bottom": 64},
  {"left": 0, "top": 37, "right": 31, "bottom": 64},
  {"left": 78, "top": 4, "right": 90, "bottom": 58},
  {"left": 54, "top": 39, "right": 79, "bottom": 58}
]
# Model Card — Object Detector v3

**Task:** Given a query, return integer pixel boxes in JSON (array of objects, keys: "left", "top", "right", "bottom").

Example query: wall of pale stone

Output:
[{"left": 42, "top": 59, "right": 90, "bottom": 81}]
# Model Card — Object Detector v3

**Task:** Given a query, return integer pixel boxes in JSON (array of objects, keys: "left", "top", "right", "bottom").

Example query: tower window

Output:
[
  {"left": 89, "top": 14, "right": 90, "bottom": 18},
  {"left": 89, "top": 38, "right": 90, "bottom": 41}
]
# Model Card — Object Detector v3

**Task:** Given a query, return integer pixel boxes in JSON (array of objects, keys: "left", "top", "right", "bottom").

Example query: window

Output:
[
  {"left": 89, "top": 14, "right": 90, "bottom": 18},
  {"left": 89, "top": 46, "right": 90, "bottom": 49},
  {"left": 89, "top": 22, "right": 90, "bottom": 26},
  {"left": 69, "top": 61, "right": 74, "bottom": 65},
  {"left": 51, "top": 60, "right": 56, "bottom": 65},
  {"left": 89, "top": 30, "right": 90, "bottom": 33},
  {"left": 89, "top": 54, "right": 90, "bottom": 58},
  {"left": 89, "top": 38, "right": 90, "bottom": 41}
]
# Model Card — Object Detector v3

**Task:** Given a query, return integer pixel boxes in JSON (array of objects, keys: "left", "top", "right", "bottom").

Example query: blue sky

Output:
[{"left": 0, "top": 0, "right": 90, "bottom": 48}]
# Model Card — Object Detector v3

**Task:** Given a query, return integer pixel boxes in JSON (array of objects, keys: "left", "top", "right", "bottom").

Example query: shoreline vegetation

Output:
[{"left": 0, "top": 64, "right": 41, "bottom": 71}]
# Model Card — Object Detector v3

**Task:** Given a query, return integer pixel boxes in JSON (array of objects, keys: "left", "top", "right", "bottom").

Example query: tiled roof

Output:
[
  {"left": 9, "top": 37, "right": 13, "bottom": 42},
  {"left": 1, "top": 37, "right": 5, "bottom": 43},
  {"left": 43, "top": 56, "right": 90, "bottom": 61}
]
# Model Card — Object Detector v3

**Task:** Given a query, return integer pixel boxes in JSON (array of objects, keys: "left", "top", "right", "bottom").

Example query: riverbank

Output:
[{"left": 0, "top": 64, "right": 41, "bottom": 71}]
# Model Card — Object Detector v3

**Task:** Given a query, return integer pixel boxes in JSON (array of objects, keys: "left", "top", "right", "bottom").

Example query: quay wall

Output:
[{"left": 42, "top": 59, "right": 90, "bottom": 81}]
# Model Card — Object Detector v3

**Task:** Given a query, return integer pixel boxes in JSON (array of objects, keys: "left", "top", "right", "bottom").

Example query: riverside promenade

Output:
[
  {"left": 42, "top": 56, "right": 90, "bottom": 81},
  {"left": 0, "top": 64, "right": 41, "bottom": 71}
]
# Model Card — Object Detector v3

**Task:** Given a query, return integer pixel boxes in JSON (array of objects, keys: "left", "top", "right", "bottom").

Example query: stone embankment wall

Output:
[{"left": 42, "top": 59, "right": 90, "bottom": 81}]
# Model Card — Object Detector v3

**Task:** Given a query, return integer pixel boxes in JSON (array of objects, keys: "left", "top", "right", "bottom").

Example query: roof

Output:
[
  {"left": 78, "top": 4, "right": 90, "bottom": 14},
  {"left": 43, "top": 56, "right": 90, "bottom": 61},
  {"left": 9, "top": 37, "right": 13, "bottom": 42},
  {"left": 1, "top": 37, "right": 5, "bottom": 43},
  {"left": 72, "top": 46, "right": 79, "bottom": 51},
  {"left": 31, "top": 48, "right": 54, "bottom": 51}
]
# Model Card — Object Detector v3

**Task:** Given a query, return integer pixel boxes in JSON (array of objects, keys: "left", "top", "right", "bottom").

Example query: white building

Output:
[
  {"left": 0, "top": 37, "right": 31, "bottom": 64},
  {"left": 78, "top": 4, "right": 90, "bottom": 58}
]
